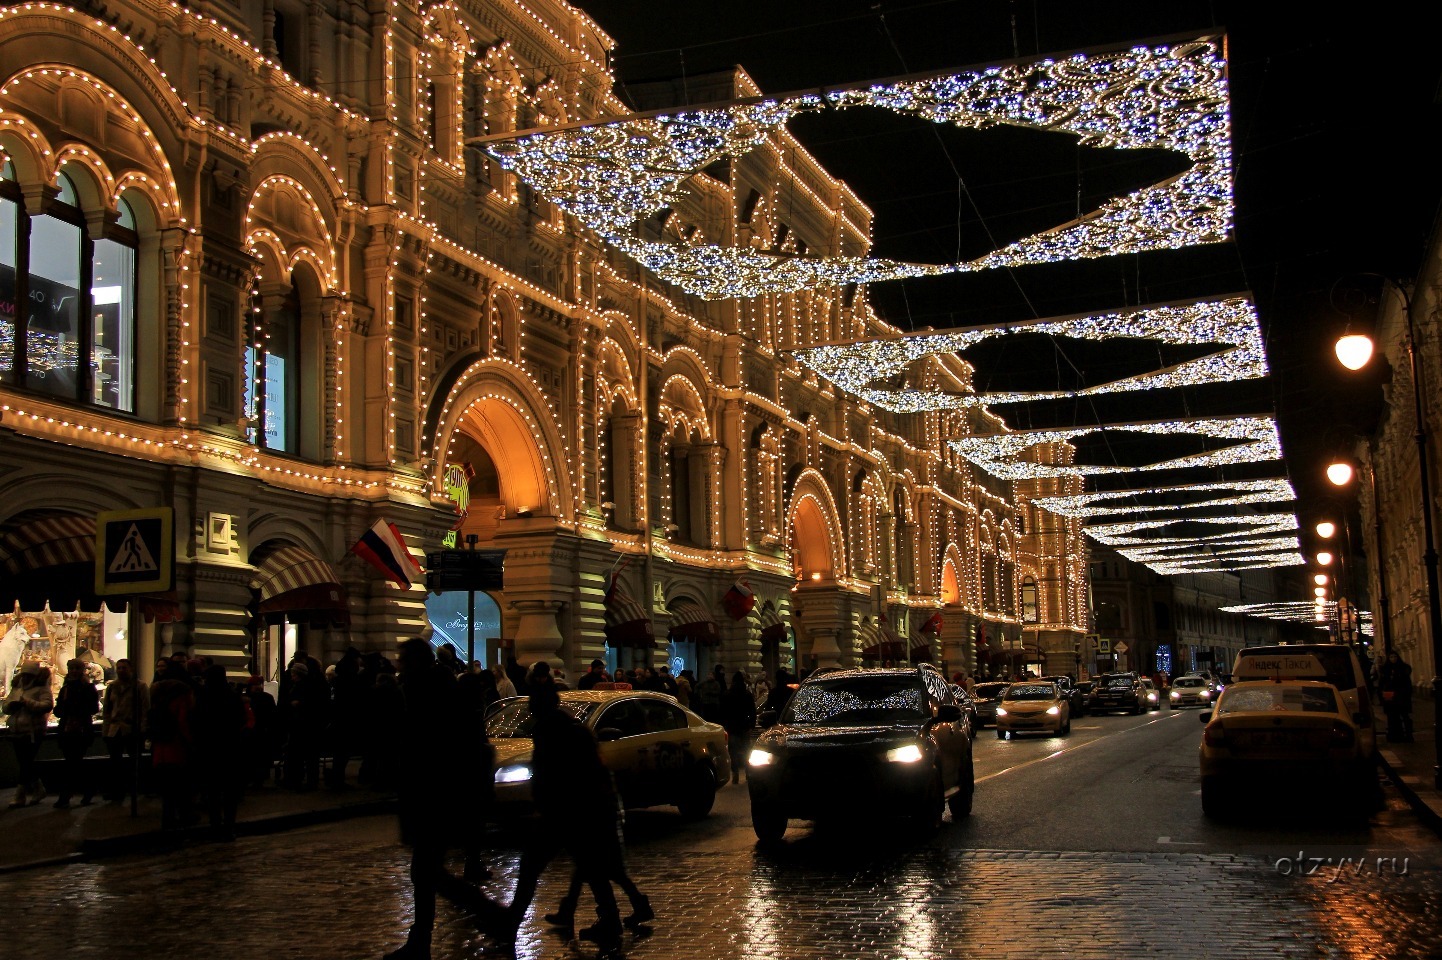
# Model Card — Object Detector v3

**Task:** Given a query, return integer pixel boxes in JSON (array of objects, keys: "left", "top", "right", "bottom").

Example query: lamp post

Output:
[{"left": 1334, "top": 275, "right": 1442, "bottom": 787}]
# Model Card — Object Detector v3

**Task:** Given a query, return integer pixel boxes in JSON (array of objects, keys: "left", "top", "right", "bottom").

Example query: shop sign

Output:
[{"left": 94, "top": 507, "right": 175, "bottom": 595}]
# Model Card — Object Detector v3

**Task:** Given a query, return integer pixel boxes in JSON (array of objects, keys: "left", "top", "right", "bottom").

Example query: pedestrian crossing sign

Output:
[{"left": 94, "top": 507, "right": 174, "bottom": 595}]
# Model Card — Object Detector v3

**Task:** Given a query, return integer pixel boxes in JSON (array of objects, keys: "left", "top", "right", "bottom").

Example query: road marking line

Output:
[
  {"left": 1157, "top": 836, "right": 1204, "bottom": 845},
  {"left": 977, "top": 712, "right": 1185, "bottom": 783}
]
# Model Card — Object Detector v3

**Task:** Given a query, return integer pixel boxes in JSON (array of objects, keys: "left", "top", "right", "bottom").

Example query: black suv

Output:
[
  {"left": 1041, "top": 675, "right": 1088, "bottom": 717},
  {"left": 1092, "top": 672, "right": 1145, "bottom": 714},
  {"left": 746, "top": 665, "right": 974, "bottom": 841}
]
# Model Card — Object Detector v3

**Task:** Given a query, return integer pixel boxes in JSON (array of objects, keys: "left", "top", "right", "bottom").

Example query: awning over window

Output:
[
  {"left": 909, "top": 632, "right": 933, "bottom": 663},
  {"left": 0, "top": 513, "right": 95, "bottom": 576},
  {"left": 250, "top": 546, "right": 350, "bottom": 627},
  {"left": 757, "top": 602, "right": 788, "bottom": 648},
  {"left": 604, "top": 580, "right": 654, "bottom": 650},
  {"left": 667, "top": 598, "right": 719, "bottom": 646}
]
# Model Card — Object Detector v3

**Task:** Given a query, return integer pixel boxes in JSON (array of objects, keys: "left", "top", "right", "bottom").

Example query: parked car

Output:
[
  {"left": 1199, "top": 671, "right": 1372, "bottom": 819},
  {"left": 951, "top": 684, "right": 980, "bottom": 738},
  {"left": 1139, "top": 678, "right": 1163, "bottom": 711},
  {"left": 746, "top": 664, "right": 974, "bottom": 841},
  {"left": 1041, "top": 675, "right": 1087, "bottom": 716},
  {"left": 1091, "top": 672, "right": 1146, "bottom": 714},
  {"left": 1230, "top": 644, "right": 1376, "bottom": 757},
  {"left": 487, "top": 689, "right": 730, "bottom": 819},
  {"left": 970, "top": 681, "right": 1010, "bottom": 728},
  {"left": 1169, "top": 675, "right": 1213, "bottom": 709},
  {"left": 1074, "top": 680, "right": 1097, "bottom": 712},
  {"left": 995, "top": 681, "right": 1071, "bottom": 738}
]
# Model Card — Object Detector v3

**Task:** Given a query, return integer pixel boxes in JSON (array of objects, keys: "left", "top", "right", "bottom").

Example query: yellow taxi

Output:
[
  {"left": 995, "top": 681, "right": 1071, "bottom": 739},
  {"left": 486, "top": 688, "right": 730, "bottom": 819},
  {"left": 1198, "top": 662, "right": 1372, "bottom": 819}
]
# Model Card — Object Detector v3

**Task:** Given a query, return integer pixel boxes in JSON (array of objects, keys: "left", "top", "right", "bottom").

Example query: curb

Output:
[
  {"left": 1377, "top": 749, "right": 1442, "bottom": 838},
  {"left": 0, "top": 796, "right": 397, "bottom": 875}
]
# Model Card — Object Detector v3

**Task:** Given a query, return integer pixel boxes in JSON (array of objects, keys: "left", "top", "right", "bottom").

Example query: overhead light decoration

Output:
[
  {"left": 481, "top": 37, "right": 1232, "bottom": 299},
  {"left": 1031, "top": 477, "right": 1295, "bottom": 520},
  {"left": 1085, "top": 511, "right": 1299, "bottom": 547},
  {"left": 1143, "top": 552, "right": 1305, "bottom": 575},
  {"left": 950, "top": 416, "right": 1281, "bottom": 480},
  {"left": 1117, "top": 536, "right": 1301, "bottom": 563},
  {"left": 1221, "top": 602, "right": 1375, "bottom": 637},
  {"left": 789, "top": 297, "right": 1264, "bottom": 412}
]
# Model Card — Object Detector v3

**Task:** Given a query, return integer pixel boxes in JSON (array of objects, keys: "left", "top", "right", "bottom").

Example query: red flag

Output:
[
  {"left": 920, "top": 611, "right": 944, "bottom": 636},
  {"left": 722, "top": 578, "right": 756, "bottom": 620}
]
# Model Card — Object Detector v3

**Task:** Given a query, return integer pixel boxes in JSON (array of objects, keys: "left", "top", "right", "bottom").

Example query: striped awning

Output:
[
  {"left": 758, "top": 602, "right": 788, "bottom": 648},
  {"left": 909, "top": 632, "right": 933, "bottom": 663},
  {"left": 250, "top": 546, "right": 349, "bottom": 626},
  {"left": 859, "top": 619, "right": 905, "bottom": 662},
  {"left": 604, "top": 580, "right": 654, "bottom": 649},
  {"left": 0, "top": 513, "right": 95, "bottom": 575},
  {"left": 668, "top": 598, "right": 719, "bottom": 646}
]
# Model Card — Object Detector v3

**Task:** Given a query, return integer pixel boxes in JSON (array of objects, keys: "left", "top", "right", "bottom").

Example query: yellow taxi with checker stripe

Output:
[{"left": 486, "top": 688, "right": 730, "bottom": 819}]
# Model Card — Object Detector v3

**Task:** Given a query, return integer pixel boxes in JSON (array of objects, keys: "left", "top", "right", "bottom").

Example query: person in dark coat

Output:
[
  {"left": 192, "top": 664, "right": 247, "bottom": 838},
  {"left": 485, "top": 677, "right": 625, "bottom": 953},
  {"left": 327, "top": 647, "right": 365, "bottom": 787},
  {"left": 52, "top": 659, "right": 100, "bottom": 808},
  {"left": 577, "top": 659, "right": 607, "bottom": 690},
  {"left": 764, "top": 669, "right": 796, "bottom": 714},
  {"left": 1379, "top": 651, "right": 1414, "bottom": 742},
  {"left": 279, "top": 658, "right": 327, "bottom": 790},
  {"left": 149, "top": 659, "right": 196, "bottom": 829},
  {"left": 242, "top": 675, "right": 278, "bottom": 788},
  {"left": 694, "top": 664, "right": 726, "bottom": 722},
  {"left": 456, "top": 660, "right": 498, "bottom": 882},
  {"left": 385, "top": 638, "right": 489, "bottom": 960},
  {"left": 720, "top": 671, "right": 757, "bottom": 784}
]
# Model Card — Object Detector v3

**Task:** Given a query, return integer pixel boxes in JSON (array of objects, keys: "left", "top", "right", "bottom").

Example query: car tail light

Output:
[
  {"left": 1330, "top": 722, "right": 1356, "bottom": 748},
  {"left": 1202, "top": 721, "right": 1228, "bottom": 748}
]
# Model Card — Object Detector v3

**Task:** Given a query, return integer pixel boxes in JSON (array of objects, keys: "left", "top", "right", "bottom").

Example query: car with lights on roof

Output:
[
  {"left": 486, "top": 688, "right": 729, "bottom": 819},
  {"left": 745, "top": 664, "right": 974, "bottom": 841},
  {"left": 1230, "top": 644, "right": 1376, "bottom": 757},
  {"left": 1198, "top": 661, "right": 1373, "bottom": 820}
]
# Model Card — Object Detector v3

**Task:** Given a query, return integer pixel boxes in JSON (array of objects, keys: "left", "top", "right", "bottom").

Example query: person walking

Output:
[
  {"left": 101, "top": 658, "right": 149, "bottom": 802},
  {"left": 721, "top": 671, "right": 756, "bottom": 784},
  {"left": 492, "top": 662, "right": 518, "bottom": 700},
  {"left": 694, "top": 664, "right": 726, "bottom": 722},
  {"left": 192, "top": 664, "right": 247, "bottom": 839},
  {"left": 328, "top": 647, "right": 365, "bottom": 787},
  {"left": 485, "top": 677, "right": 626, "bottom": 954},
  {"left": 279, "top": 658, "right": 327, "bottom": 790},
  {"left": 52, "top": 658, "right": 100, "bottom": 808},
  {"left": 5, "top": 662, "right": 54, "bottom": 807},
  {"left": 1379, "top": 651, "right": 1414, "bottom": 742},
  {"left": 149, "top": 659, "right": 196, "bottom": 829},
  {"left": 384, "top": 638, "right": 490, "bottom": 960}
]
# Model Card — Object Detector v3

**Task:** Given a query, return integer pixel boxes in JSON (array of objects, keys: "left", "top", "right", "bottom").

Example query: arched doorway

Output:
[{"left": 425, "top": 589, "right": 503, "bottom": 667}]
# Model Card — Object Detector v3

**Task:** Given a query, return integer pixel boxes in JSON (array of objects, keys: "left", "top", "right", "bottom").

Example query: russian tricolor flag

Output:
[{"left": 351, "top": 519, "right": 423, "bottom": 587}]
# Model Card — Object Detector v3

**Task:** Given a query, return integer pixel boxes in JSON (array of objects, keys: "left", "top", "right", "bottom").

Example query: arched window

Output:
[
  {"left": 1022, "top": 576, "right": 1039, "bottom": 624},
  {"left": 1, "top": 168, "right": 138, "bottom": 413}
]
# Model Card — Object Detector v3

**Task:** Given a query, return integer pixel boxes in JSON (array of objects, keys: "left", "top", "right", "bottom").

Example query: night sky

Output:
[{"left": 571, "top": 1, "right": 1442, "bottom": 520}]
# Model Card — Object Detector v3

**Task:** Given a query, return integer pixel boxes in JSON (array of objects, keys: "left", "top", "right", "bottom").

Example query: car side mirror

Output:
[
  {"left": 935, "top": 703, "right": 962, "bottom": 723},
  {"left": 596, "top": 727, "right": 623, "bottom": 742},
  {"left": 758, "top": 709, "right": 778, "bottom": 729},
  {"left": 1199, "top": 711, "right": 1212, "bottom": 723}
]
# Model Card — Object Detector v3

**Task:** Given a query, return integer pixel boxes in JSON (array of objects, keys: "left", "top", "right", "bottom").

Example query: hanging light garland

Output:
[
  {"left": 482, "top": 37, "right": 1231, "bottom": 299},
  {"left": 1144, "top": 552, "right": 1306, "bottom": 575},
  {"left": 1030, "top": 477, "right": 1295, "bottom": 520},
  {"left": 1118, "top": 535, "right": 1301, "bottom": 563},
  {"left": 1220, "top": 601, "right": 1374, "bottom": 637},
  {"left": 950, "top": 415, "right": 1281, "bottom": 480},
  {"left": 790, "top": 297, "right": 1262, "bottom": 412},
  {"left": 1084, "top": 511, "right": 1298, "bottom": 547}
]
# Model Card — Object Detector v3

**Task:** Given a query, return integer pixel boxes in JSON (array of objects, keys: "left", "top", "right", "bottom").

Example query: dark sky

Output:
[{"left": 573, "top": 0, "right": 1442, "bottom": 518}]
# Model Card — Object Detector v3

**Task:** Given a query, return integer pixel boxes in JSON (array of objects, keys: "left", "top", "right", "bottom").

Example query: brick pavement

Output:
[{"left": 2, "top": 814, "right": 1440, "bottom": 960}]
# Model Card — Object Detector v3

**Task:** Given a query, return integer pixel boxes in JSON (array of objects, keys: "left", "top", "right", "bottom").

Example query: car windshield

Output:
[
  {"left": 1005, "top": 684, "right": 1056, "bottom": 701},
  {"left": 783, "top": 676, "right": 928, "bottom": 726},
  {"left": 1217, "top": 686, "right": 1340, "bottom": 716},
  {"left": 486, "top": 698, "right": 594, "bottom": 738},
  {"left": 973, "top": 683, "right": 1008, "bottom": 700},
  {"left": 1175, "top": 678, "right": 1205, "bottom": 688},
  {"left": 1103, "top": 676, "right": 1134, "bottom": 687}
]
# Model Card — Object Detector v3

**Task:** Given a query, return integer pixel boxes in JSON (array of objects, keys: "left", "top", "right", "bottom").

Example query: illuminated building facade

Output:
[{"left": 0, "top": 0, "right": 1086, "bottom": 682}]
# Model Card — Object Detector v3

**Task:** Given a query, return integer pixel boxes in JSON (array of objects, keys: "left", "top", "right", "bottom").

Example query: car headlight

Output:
[
  {"left": 995, "top": 707, "right": 1008, "bottom": 717},
  {"left": 1170, "top": 690, "right": 1181, "bottom": 699},
  {"left": 1147, "top": 693, "right": 1158, "bottom": 701},
  {"left": 495, "top": 764, "right": 532, "bottom": 784},
  {"left": 1200, "top": 690, "right": 1210, "bottom": 699},
  {"left": 1045, "top": 705, "right": 1060, "bottom": 716},
  {"left": 748, "top": 748, "right": 775, "bottom": 767},
  {"left": 886, "top": 744, "right": 924, "bottom": 764}
]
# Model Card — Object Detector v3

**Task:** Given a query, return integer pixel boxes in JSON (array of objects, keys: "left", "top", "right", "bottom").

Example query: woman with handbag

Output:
[{"left": 5, "top": 661, "right": 54, "bottom": 807}]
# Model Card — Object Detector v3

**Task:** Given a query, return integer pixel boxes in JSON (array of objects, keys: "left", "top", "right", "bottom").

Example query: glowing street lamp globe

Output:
[
  {"left": 1316, "top": 551, "right": 1334, "bottom": 565},
  {"left": 1326, "top": 462, "right": 1355, "bottom": 486},
  {"left": 1314, "top": 586, "right": 1328, "bottom": 597},
  {"left": 1316, "top": 521, "right": 1337, "bottom": 539},
  {"left": 1335, "top": 334, "right": 1375, "bottom": 371}
]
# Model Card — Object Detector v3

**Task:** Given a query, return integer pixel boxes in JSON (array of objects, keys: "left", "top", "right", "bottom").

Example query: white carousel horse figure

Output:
[{"left": 0, "top": 620, "right": 26, "bottom": 696}]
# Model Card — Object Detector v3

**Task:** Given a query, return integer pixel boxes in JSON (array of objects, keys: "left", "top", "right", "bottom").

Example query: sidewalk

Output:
[
  {"left": 0, "top": 772, "right": 395, "bottom": 874},
  {"left": 1375, "top": 695, "right": 1442, "bottom": 835}
]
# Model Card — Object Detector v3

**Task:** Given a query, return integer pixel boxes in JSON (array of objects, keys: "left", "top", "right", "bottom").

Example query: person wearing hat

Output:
[
  {"left": 5, "top": 661, "right": 54, "bottom": 807},
  {"left": 578, "top": 659, "right": 607, "bottom": 690},
  {"left": 280, "top": 658, "right": 327, "bottom": 791},
  {"left": 242, "top": 674, "right": 278, "bottom": 788}
]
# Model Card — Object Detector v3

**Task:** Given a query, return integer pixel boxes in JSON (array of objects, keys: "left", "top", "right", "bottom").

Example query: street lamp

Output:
[
  {"left": 1335, "top": 334, "right": 1375, "bottom": 371},
  {"left": 1327, "top": 461, "right": 1355, "bottom": 486},
  {"left": 1316, "top": 551, "right": 1334, "bottom": 565},
  {"left": 1316, "top": 521, "right": 1337, "bottom": 539},
  {"left": 1333, "top": 273, "right": 1442, "bottom": 787}
]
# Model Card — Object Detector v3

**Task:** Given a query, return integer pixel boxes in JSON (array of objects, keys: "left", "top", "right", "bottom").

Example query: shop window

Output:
[
  {"left": 1022, "top": 577, "right": 1038, "bottom": 624},
  {"left": 0, "top": 170, "right": 137, "bottom": 412}
]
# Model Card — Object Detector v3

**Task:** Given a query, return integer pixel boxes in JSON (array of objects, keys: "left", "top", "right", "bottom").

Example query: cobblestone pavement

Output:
[{"left": 7, "top": 807, "right": 1442, "bottom": 960}]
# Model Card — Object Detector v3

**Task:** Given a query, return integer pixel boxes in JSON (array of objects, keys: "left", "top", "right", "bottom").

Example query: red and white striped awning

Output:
[
  {"left": 604, "top": 579, "right": 654, "bottom": 649},
  {"left": 668, "top": 598, "right": 719, "bottom": 645},
  {"left": 757, "top": 601, "right": 788, "bottom": 647},
  {"left": 250, "top": 545, "right": 349, "bottom": 625},
  {"left": 0, "top": 513, "right": 95, "bottom": 575}
]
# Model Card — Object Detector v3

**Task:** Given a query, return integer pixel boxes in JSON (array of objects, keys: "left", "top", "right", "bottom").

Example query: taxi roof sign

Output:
[{"left": 1233, "top": 654, "right": 1326, "bottom": 680}]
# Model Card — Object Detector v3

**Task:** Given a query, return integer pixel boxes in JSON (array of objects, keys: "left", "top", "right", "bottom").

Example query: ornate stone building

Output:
[{"left": 0, "top": 0, "right": 1087, "bottom": 683}]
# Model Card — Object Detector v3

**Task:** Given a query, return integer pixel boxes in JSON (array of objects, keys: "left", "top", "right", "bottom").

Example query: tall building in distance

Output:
[{"left": 0, "top": 0, "right": 1086, "bottom": 684}]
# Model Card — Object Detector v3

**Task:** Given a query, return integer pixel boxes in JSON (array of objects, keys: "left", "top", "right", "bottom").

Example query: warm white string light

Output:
[
  {"left": 1030, "top": 477, "right": 1295, "bottom": 519},
  {"left": 790, "top": 297, "right": 1263, "bottom": 412},
  {"left": 1221, "top": 601, "right": 1374, "bottom": 637},
  {"left": 1117, "top": 535, "right": 1301, "bottom": 563},
  {"left": 484, "top": 37, "right": 1232, "bottom": 299},
  {"left": 1085, "top": 511, "right": 1298, "bottom": 547},
  {"left": 950, "top": 416, "right": 1282, "bottom": 480}
]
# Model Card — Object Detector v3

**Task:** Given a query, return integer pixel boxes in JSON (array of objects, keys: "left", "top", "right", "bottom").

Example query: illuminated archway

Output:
[{"left": 787, "top": 470, "right": 843, "bottom": 582}]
